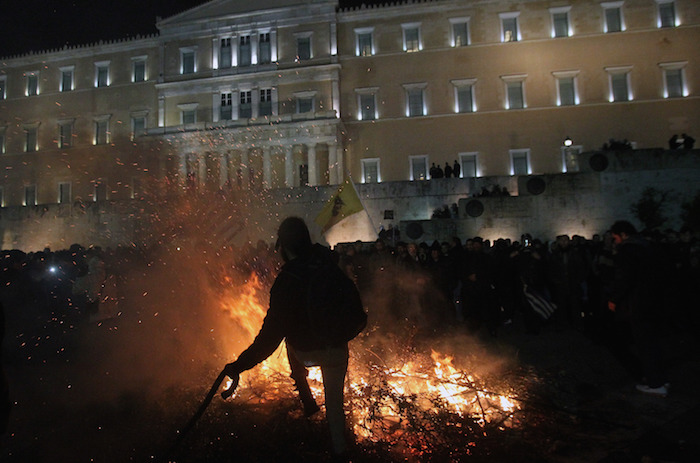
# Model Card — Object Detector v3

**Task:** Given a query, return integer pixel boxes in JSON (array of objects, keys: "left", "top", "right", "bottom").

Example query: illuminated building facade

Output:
[{"left": 0, "top": 0, "right": 698, "bottom": 248}]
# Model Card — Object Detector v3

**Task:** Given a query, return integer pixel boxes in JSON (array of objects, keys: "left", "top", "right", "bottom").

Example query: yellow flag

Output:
[{"left": 315, "top": 177, "right": 364, "bottom": 234}]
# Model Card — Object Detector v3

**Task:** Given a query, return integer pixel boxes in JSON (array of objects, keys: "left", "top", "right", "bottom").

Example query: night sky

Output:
[{"left": 0, "top": 0, "right": 382, "bottom": 57}]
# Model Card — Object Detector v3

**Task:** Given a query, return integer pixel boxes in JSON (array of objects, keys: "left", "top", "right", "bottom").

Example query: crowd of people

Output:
[{"left": 331, "top": 226, "right": 699, "bottom": 341}]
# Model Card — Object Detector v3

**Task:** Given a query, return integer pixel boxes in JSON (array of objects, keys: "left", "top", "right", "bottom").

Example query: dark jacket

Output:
[
  {"left": 610, "top": 235, "right": 666, "bottom": 318},
  {"left": 232, "top": 244, "right": 338, "bottom": 372}
]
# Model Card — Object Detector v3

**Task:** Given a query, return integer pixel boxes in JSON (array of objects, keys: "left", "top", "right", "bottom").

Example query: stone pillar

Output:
[
  {"left": 178, "top": 153, "right": 187, "bottom": 186},
  {"left": 308, "top": 143, "right": 317, "bottom": 186},
  {"left": 220, "top": 153, "right": 228, "bottom": 188},
  {"left": 328, "top": 142, "right": 338, "bottom": 185},
  {"left": 241, "top": 149, "right": 249, "bottom": 189},
  {"left": 198, "top": 153, "right": 207, "bottom": 186},
  {"left": 263, "top": 146, "right": 272, "bottom": 189},
  {"left": 285, "top": 145, "right": 294, "bottom": 188}
]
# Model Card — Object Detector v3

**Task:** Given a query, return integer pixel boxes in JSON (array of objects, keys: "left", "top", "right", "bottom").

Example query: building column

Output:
[
  {"left": 178, "top": 153, "right": 187, "bottom": 186},
  {"left": 241, "top": 149, "right": 249, "bottom": 189},
  {"left": 308, "top": 143, "right": 317, "bottom": 186},
  {"left": 219, "top": 153, "right": 228, "bottom": 188},
  {"left": 285, "top": 145, "right": 294, "bottom": 188},
  {"left": 198, "top": 153, "right": 207, "bottom": 186},
  {"left": 328, "top": 142, "right": 338, "bottom": 185},
  {"left": 263, "top": 146, "right": 272, "bottom": 189}
]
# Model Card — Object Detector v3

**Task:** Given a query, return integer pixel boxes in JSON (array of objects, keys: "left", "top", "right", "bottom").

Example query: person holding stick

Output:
[{"left": 223, "top": 217, "right": 365, "bottom": 462}]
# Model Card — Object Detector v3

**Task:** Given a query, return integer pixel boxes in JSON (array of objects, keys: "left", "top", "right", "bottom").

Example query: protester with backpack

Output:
[{"left": 223, "top": 217, "right": 366, "bottom": 462}]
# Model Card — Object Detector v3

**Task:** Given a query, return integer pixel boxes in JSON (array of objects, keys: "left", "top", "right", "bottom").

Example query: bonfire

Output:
[{"left": 215, "top": 273, "right": 526, "bottom": 461}]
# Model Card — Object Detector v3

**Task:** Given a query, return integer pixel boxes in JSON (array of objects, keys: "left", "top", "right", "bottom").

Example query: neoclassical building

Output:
[{"left": 0, "top": 0, "right": 698, "bottom": 246}]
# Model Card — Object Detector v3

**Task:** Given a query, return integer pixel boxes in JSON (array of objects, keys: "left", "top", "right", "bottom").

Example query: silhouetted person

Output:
[
  {"left": 608, "top": 220, "right": 669, "bottom": 397},
  {"left": 444, "top": 162, "right": 453, "bottom": 178},
  {"left": 669, "top": 134, "right": 680, "bottom": 150},
  {"left": 433, "top": 164, "right": 444, "bottom": 178},
  {"left": 682, "top": 133, "right": 695, "bottom": 150},
  {"left": 0, "top": 301, "right": 9, "bottom": 436},
  {"left": 223, "top": 217, "right": 362, "bottom": 460},
  {"left": 453, "top": 160, "right": 461, "bottom": 178}
]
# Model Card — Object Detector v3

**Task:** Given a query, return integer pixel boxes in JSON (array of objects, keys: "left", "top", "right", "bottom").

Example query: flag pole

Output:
[{"left": 347, "top": 173, "right": 379, "bottom": 239}]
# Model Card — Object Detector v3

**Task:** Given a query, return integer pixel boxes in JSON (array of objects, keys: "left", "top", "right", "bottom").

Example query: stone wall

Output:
[{"left": 2, "top": 150, "right": 698, "bottom": 251}]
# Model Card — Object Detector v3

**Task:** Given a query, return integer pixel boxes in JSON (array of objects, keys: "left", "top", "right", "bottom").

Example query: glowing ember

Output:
[{"left": 218, "top": 274, "right": 522, "bottom": 454}]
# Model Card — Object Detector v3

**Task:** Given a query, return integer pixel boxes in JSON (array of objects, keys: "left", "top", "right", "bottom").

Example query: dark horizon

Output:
[{"left": 0, "top": 0, "right": 386, "bottom": 57}]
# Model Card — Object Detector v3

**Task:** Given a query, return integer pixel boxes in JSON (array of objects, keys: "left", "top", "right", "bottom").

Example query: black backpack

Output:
[{"left": 306, "top": 258, "right": 367, "bottom": 346}]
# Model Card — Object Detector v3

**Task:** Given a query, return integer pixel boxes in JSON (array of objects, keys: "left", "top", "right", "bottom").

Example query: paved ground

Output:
[
  {"left": 1, "top": 297, "right": 699, "bottom": 462},
  {"left": 488, "top": 315, "right": 700, "bottom": 463}
]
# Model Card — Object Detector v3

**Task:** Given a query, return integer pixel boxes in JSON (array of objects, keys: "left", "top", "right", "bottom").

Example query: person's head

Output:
[
  {"left": 610, "top": 220, "right": 637, "bottom": 245},
  {"left": 276, "top": 216, "right": 312, "bottom": 262}
]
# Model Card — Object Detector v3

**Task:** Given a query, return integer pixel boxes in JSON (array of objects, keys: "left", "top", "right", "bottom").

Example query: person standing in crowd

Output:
[
  {"left": 222, "top": 217, "right": 364, "bottom": 461},
  {"left": 608, "top": 220, "right": 670, "bottom": 396},
  {"left": 453, "top": 160, "right": 461, "bottom": 178}
]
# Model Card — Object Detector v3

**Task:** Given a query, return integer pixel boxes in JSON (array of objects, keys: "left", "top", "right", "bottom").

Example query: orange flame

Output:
[{"left": 218, "top": 274, "right": 521, "bottom": 445}]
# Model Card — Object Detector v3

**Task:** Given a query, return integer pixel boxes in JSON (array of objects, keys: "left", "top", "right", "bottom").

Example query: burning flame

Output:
[{"left": 218, "top": 273, "right": 522, "bottom": 452}]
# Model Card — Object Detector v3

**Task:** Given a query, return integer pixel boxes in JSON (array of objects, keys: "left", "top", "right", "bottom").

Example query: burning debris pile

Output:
[{"left": 215, "top": 273, "right": 530, "bottom": 461}]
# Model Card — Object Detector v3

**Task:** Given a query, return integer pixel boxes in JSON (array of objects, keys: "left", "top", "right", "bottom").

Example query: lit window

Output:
[
  {"left": 180, "top": 49, "right": 196, "bottom": 74},
  {"left": 60, "top": 66, "right": 74, "bottom": 92},
  {"left": 24, "top": 126, "right": 38, "bottom": 152},
  {"left": 95, "top": 118, "right": 110, "bottom": 145},
  {"left": 552, "top": 70, "right": 580, "bottom": 106},
  {"left": 602, "top": 2, "right": 624, "bottom": 33},
  {"left": 239, "top": 36, "right": 251, "bottom": 66},
  {"left": 410, "top": 155, "right": 428, "bottom": 181},
  {"left": 659, "top": 61, "right": 688, "bottom": 98},
  {"left": 94, "top": 181, "right": 107, "bottom": 202},
  {"left": 239, "top": 90, "right": 252, "bottom": 118},
  {"left": 459, "top": 152, "right": 479, "bottom": 178},
  {"left": 132, "top": 57, "right": 147, "bottom": 82},
  {"left": 355, "top": 88, "right": 378, "bottom": 121},
  {"left": 561, "top": 143, "right": 583, "bottom": 173},
  {"left": 657, "top": 0, "right": 677, "bottom": 28},
  {"left": 95, "top": 62, "right": 110, "bottom": 87},
  {"left": 220, "top": 38, "right": 232, "bottom": 68},
  {"left": 605, "top": 66, "right": 632, "bottom": 102},
  {"left": 0, "top": 128, "right": 5, "bottom": 154},
  {"left": 550, "top": 7, "right": 572, "bottom": 37},
  {"left": 26, "top": 72, "right": 39, "bottom": 96},
  {"left": 500, "top": 12, "right": 520, "bottom": 42},
  {"left": 296, "top": 34, "right": 312, "bottom": 61},
  {"left": 402, "top": 23, "right": 421, "bottom": 52},
  {"left": 354, "top": 28, "right": 374, "bottom": 56},
  {"left": 220, "top": 92, "right": 233, "bottom": 120},
  {"left": 259, "top": 32, "right": 272, "bottom": 64},
  {"left": 452, "top": 79, "right": 476, "bottom": 113},
  {"left": 450, "top": 18, "right": 470, "bottom": 46},
  {"left": 501, "top": 74, "right": 527, "bottom": 109},
  {"left": 58, "top": 182, "right": 71, "bottom": 204},
  {"left": 0, "top": 77, "right": 6, "bottom": 99},
  {"left": 362, "top": 158, "right": 380, "bottom": 183},
  {"left": 296, "top": 96, "right": 314, "bottom": 114},
  {"left": 403, "top": 83, "right": 427, "bottom": 117},
  {"left": 24, "top": 185, "right": 37, "bottom": 206},
  {"left": 510, "top": 149, "right": 530, "bottom": 175},
  {"left": 0, "top": 187, "right": 4, "bottom": 207},
  {"left": 178, "top": 103, "right": 198, "bottom": 125},
  {"left": 259, "top": 88, "right": 274, "bottom": 116},
  {"left": 58, "top": 121, "right": 73, "bottom": 149},
  {"left": 131, "top": 111, "right": 147, "bottom": 139}
]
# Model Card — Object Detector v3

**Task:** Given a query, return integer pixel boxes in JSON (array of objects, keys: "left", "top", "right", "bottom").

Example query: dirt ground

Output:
[{"left": 2, "top": 307, "right": 699, "bottom": 463}]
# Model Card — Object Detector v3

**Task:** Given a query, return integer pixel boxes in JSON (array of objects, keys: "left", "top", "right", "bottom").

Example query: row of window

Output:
[
  {"left": 1, "top": 181, "right": 113, "bottom": 208},
  {"left": 356, "top": 63, "right": 688, "bottom": 120},
  {"left": 353, "top": 0, "right": 680, "bottom": 56},
  {"left": 0, "top": 114, "right": 148, "bottom": 154},
  {"left": 1, "top": 59, "right": 687, "bottom": 155},
  {"left": 0, "top": 57, "right": 147, "bottom": 99},
  {"left": 361, "top": 146, "right": 585, "bottom": 185}
]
